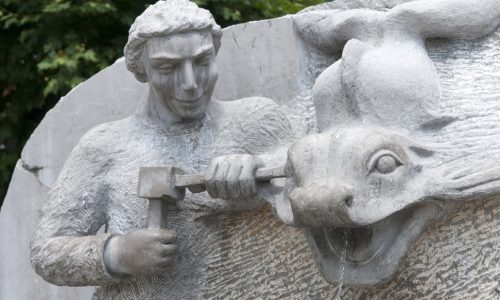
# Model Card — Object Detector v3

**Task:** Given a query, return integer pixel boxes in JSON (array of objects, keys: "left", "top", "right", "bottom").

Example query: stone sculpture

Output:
[
  {"left": 29, "top": 1, "right": 294, "bottom": 298},
  {"left": 271, "top": 0, "right": 500, "bottom": 285},
  {"left": 14, "top": 0, "right": 498, "bottom": 298}
]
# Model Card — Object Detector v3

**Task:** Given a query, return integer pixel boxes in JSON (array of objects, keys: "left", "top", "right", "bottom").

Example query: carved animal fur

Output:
[{"left": 270, "top": 0, "right": 500, "bottom": 285}]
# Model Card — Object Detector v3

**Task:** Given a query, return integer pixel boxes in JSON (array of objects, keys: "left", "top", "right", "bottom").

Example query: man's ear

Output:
[
  {"left": 134, "top": 50, "right": 149, "bottom": 83},
  {"left": 134, "top": 69, "right": 149, "bottom": 83}
]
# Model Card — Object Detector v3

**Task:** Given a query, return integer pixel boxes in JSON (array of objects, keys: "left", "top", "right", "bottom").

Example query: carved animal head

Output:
[
  {"left": 279, "top": 125, "right": 439, "bottom": 284},
  {"left": 275, "top": 122, "right": 500, "bottom": 285},
  {"left": 275, "top": 2, "right": 500, "bottom": 285}
]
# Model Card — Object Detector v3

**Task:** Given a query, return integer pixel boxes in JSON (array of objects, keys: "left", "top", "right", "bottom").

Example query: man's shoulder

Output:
[
  {"left": 73, "top": 117, "right": 134, "bottom": 157},
  {"left": 215, "top": 97, "right": 287, "bottom": 125},
  {"left": 217, "top": 96, "right": 279, "bottom": 114},
  {"left": 212, "top": 97, "right": 294, "bottom": 154}
]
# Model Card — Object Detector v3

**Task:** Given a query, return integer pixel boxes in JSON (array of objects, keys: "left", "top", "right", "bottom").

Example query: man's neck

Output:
[{"left": 137, "top": 90, "right": 206, "bottom": 130}]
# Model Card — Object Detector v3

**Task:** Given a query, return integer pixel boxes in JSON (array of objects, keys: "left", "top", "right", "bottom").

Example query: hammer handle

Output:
[
  {"left": 148, "top": 198, "right": 168, "bottom": 229},
  {"left": 176, "top": 166, "right": 285, "bottom": 191}
]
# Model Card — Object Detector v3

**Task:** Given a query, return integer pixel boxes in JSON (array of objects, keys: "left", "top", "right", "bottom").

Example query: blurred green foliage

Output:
[{"left": 0, "top": 0, "right": 325, "bottom": 207}]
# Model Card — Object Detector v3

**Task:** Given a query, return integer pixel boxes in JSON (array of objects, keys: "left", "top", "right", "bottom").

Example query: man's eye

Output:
[
  {"left": 367, "top": 151, "right": 403, "bottom": 175},
  {"left": 156, "top": 64, "right": 176, "bottom": 72},
  {"left": 196, "top": 56, "right": 211, "bottom": 66}
]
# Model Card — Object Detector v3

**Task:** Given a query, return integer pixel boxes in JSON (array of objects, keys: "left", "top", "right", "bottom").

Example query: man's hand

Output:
[
  {"left": 205, "top": 154, "right": 264, "bottom": 200},
  {"left": 104, "top": 229, "right": 178, "bottom": 277}
]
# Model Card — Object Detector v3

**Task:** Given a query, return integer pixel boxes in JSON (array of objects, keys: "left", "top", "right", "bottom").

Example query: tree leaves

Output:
[{"left": 193, "top": 0, "right": 324, "bottom": 26}]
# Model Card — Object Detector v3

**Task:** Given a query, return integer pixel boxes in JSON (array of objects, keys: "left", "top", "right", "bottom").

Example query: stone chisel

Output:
[{"left": 138, "top": 165, "right": 285, "bottom": 229}]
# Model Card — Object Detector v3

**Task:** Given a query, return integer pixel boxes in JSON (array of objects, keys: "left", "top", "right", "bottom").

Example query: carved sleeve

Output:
[{"left": 30, "top": 128, "right": 120, "bottom": 286}]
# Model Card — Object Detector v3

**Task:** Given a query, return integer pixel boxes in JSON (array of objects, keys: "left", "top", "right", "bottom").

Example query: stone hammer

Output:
[{"left": 138, "top": 166, "right": 285, "bottom": 229}]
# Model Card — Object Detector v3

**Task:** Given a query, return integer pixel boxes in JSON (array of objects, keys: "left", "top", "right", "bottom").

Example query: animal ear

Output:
[{"left": 313, "top": 61, "right": 360, "bottom": 131}]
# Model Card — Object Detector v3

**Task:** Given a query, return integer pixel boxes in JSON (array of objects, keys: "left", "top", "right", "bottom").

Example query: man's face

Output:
[{"left": 142, "top": 30, "right": 218, "bottom": 121}]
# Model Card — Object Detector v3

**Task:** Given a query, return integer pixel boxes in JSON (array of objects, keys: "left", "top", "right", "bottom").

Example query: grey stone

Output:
[
  {"left": 214, "top": 17, "right": 306, "bottom": 106},
  {"left": 0, "top": 0, "right": 499, "bottom": 298},
  {"left": 28, "top": 1, "right": 297, "bottom": 299},
  {"left": 0, "top": 161, "right": 95, "bottom": 299},
  {"left": 278, "top": 0, "right": 500, "bottom": 286},
  {"left": 1, "top": 8, "right": 310, "bottom": 299},
  {"left": 20, "top": 59, "right": 146, "bottom": 188}
]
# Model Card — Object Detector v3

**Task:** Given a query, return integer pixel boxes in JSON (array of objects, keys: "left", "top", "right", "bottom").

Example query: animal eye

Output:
[
  {"left": 368, "top": 151, "right": 403, "bottom": 175},
  {"left": 375, "top": 155, "right": 398, "bottom": 174}
]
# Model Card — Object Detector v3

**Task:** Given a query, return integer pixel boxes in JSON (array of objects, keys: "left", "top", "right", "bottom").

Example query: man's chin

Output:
[{"left": 174, "top": 100, "right": 210, "bottom": 121}]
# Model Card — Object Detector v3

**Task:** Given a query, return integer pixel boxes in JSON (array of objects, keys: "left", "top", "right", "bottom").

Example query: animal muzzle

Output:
[{"left": 288, "top": 184, "right": 358, "bottom": 228}]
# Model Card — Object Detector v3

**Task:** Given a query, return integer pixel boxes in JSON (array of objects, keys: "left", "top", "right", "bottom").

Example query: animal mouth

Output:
[
  {"left": 324, "top": 206, "right": 411, "bottom": 264},
  {"left": 307, "top": 201, "right": 446, "bottom": 285}
]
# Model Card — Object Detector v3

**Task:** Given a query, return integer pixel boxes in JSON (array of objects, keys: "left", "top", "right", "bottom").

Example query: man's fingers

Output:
[
  {"left": 151, "top": 257, "right": 175, "bottom": 274},
  {"left": 205, "top": 154, "right": 262, "bottom": 200},
  {"left": 159, "top": 244, "right": 178, "bottom": 256},
  {"left": 239, "top": 175, "right": 256, "bottom": 197},
  {"left": 227, "top": 163, "right": 243, "bottom": 198},
  {"left": 240, "top": 162, "right": 257, "bottom": 196},
  {"left": 214, "top": 161, "right": 230, "bottom": 199},
  {"left": 148, "top": 229, "right": 177, "bottom": 243},
  {"left": 205, "top": 162, "right": 219, "bottom": 198},
  {"left": 206, "top": 159, "right": 230, "bottom": 199},
  {"left": 157, "top": 256, "right": 176, "bottom": 267}
]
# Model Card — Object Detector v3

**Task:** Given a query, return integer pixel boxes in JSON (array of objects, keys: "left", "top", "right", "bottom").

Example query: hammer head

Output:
[{"left": 138, "top": 166, "right": 185, "bottom": 201}]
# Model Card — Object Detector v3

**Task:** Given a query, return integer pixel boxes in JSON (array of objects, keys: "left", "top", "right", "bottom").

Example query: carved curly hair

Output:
[{"left": 124, "top": 0, "right": 222, "bottom": 82}]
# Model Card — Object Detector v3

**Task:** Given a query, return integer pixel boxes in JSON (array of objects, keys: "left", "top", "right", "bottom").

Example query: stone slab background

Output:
[{"left": 1, "top": 2, "right": 499, "bottom": 299}]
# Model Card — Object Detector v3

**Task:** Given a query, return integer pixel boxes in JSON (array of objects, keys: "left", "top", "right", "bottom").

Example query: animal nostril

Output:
[{"left": 344, "top": 195, "right": 354, "bottom": 207}]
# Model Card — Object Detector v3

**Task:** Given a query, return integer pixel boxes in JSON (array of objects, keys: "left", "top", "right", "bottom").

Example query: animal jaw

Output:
[{"left": 308, "top": 201, "right": 445, "bottom": 285}]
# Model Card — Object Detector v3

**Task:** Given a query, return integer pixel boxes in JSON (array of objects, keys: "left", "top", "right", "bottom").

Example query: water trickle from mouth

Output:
[{"left": 334, "top": 228, "right": 349, "bottom": 300}]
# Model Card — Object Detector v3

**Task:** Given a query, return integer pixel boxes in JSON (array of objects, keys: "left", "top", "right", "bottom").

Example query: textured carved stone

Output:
[
  {"left": 29, "top": 1, "right": 296, "bottom": 298},
  {"left": 1, "top": 0, "right": 499, "bottom": 299},
  {"left": 277, "top": 0, "right": 500, "bottom": 286}
]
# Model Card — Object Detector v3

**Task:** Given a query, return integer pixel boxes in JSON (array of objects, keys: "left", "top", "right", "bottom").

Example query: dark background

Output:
[{"left": 0, "top": 0, "right": 326, "bottom": 208}]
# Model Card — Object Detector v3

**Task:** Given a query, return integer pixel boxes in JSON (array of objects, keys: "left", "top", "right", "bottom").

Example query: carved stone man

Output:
[{"left": 30, "top": 1, "right": 293, "bottom": 298}]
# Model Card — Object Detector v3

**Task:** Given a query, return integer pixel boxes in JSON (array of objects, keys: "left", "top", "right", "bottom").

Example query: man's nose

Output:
[{"left": 180, "top": 61, "right": 198, "bottom": 92}]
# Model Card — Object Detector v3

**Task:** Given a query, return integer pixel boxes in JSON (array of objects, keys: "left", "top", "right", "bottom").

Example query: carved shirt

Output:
[{"left": 30, "top": 98, "right": 295, "bottom": 299}]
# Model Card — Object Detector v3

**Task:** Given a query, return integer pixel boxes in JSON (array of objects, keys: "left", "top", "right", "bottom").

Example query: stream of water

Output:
[{"left": 334, "top": 229, "right": 349, "bottom": 300}]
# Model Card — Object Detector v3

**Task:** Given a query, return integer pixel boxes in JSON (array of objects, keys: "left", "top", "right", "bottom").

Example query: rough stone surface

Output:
[
  {"left": 281, "top": 0, "right": 500, "bottom": 286},
  {"left": 20, "top": 59, "right": 146, "bottom": 188},
  {"left": 1, "top": 1, "right": 500, "bottom": 299},
  {"left": 214, "top": 17, "right": 307, "bottom": 106}
]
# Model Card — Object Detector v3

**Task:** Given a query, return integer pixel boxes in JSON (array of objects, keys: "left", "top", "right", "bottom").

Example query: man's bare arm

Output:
[
  {"left": 293, "top": 9, "right": 384, "bottom": 54},
  {"left": 386, "top": 0, "right": 500, "bottom": 39}
]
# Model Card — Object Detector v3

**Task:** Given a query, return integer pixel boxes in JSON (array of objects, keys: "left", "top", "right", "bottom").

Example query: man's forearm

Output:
[{"left": 30, "top": 234, "right": 122, "bottom": 286}]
